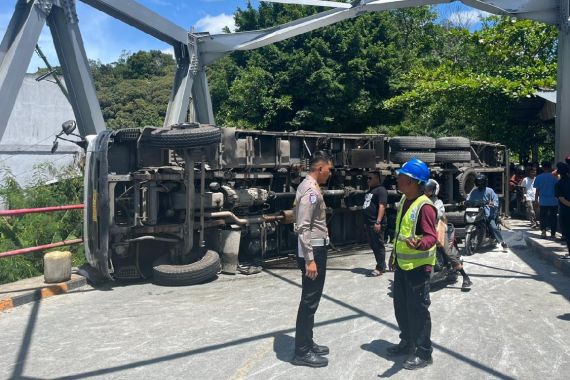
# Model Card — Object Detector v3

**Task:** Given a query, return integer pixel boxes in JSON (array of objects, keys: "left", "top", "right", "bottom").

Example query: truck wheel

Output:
[
  {"left": 390, "top": 151, "right": 435, "bottom": 164},
  {"left": 152, "top": 250, "right": 221, "bottom": 286},
  {"left": 446, "top": 211, "right": 465, "bottom": 226},
  {"left": 458, "top": 168, "right": 477, "bottom": 199},
  {"left": 146, "top": 125, "right": 221, "bottom": 148},
  {"left": 113, "top": 128, "right": 141, "bottom": 142},
  {"left": 436, "top": 137, "right": 470, "bottom": 150},
  {"left": 435, "top": 150, "right": 472, "bottom": 163},
  {"left": 389, "top": 136, "right": 436, "bottom": 150}
]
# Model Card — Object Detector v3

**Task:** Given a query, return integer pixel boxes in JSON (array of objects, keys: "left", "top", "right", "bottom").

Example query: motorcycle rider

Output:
[
  {"left": 466, "top": 174, "right": 508, "bottom": 252},
  {"left": 424, "top": 179, "right": 472, "bottom": 290}
]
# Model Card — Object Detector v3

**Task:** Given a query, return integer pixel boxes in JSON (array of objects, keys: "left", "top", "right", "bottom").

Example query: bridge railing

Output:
[{"left": 0, "top": 204, "right": 84, "bottom": 258}]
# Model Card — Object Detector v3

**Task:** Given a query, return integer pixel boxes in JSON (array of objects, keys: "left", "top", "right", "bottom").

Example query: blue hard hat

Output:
[{"left": 396, "top": 158, "right": 430, "bottom": 183}]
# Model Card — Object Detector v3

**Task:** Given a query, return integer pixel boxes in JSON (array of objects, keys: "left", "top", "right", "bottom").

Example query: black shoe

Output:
[
  {"left": 501, "top": 242, "right": 508, "bottom": 252},
  {"left": 311, "top": 343, "right": 329, "bottom": 356},
  {"left": 291, "top": 351, "right": 328, "bottom": 368},
  {"left": 461, "top": 278, "right": 472, "bottom": 290},
  {"left": 403, "top": 355, "right": 433, "bottom": 370},
  {"left": 386, "top": 341, "right": 412, "bottom": 356}
]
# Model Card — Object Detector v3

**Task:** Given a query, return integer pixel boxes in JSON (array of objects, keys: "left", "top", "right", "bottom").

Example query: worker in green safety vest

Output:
[{"left": 386, "top": 158, "right": 438, "bottom": 370}]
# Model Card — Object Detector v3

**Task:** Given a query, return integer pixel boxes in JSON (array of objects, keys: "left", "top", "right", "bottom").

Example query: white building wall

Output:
[{"left": 0, "top": 75, "right": 82, "bottom": 186}]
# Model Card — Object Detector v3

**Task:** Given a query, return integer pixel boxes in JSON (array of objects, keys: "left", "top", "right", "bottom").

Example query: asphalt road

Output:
[{"left": 1, "top": 229, "right": 569, "bottom": 380}]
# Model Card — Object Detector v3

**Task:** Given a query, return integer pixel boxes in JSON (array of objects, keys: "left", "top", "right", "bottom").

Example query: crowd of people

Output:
[{"left": 509, "top": 156, "right": 570, "bottom": 258}]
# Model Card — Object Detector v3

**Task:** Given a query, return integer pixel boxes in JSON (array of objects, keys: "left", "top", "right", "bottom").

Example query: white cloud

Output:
[
  {"left": 161, "top": 47, "right": 175, "bottom": 58},
  {"left": 447, "top": 9, "right": 490, "bottom": 27},
  {"left": 195, "top": 13, "right": 236, "bottom": 34}
]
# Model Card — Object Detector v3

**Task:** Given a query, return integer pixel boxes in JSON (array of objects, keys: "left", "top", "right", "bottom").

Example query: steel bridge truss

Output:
[{"left": 0, "top": 0, "right": 567, "bottom": 160}]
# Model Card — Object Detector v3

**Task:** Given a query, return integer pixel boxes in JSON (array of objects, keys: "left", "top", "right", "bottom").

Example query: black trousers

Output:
[
  {"left": 561, "top": 211, "right": 570, "bottom": 253},
  {"left": 295, "top": 247, "right": 327, "bottom": 355},
  {"left": 393, "top": 265, "right": 432, "bottom": 359},
  {"left": 539, "top": 206, "right": 558, "bottom": 235},
  {"left": 364, "top": 224, "right": 387, "bottom": 271}
]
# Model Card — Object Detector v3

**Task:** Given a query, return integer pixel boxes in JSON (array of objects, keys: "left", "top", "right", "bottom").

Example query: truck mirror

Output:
[{"left": 62, "top": 120, "right": 77, "bottom": 135}]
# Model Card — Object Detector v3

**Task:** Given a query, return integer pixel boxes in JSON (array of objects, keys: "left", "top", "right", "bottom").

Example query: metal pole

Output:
[
  {"left": 0, "top": 239, "right": 83, "bottom": 258},
  {"left": 556, "top": 0, "right": 570, "bottom": 162},
  {"left": 183, "top": 151, "right": 194, "bottom": 255},
  {"left": 34, "top": 44, "right": 70, "bottom": 101},
  {"left": 199, "top": 154, "right": 206, "bottom": 248},
  {"left": 0, "top": 204, "right": 83, "bottom": 217}
]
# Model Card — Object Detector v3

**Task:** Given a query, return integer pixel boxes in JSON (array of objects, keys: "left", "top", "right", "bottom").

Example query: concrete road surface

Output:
[{"left": 1, "top": 229, "right": 569, "bottom": 380}]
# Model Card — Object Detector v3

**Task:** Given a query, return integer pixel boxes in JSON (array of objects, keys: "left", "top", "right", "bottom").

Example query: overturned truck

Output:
[{"left": 84, "top": 124, "right": 508, "bottom": 285}]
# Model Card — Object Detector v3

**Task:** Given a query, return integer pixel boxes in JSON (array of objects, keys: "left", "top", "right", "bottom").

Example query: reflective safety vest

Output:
[{"left": 393, "top": 194, "right": 437, "bottom": 271}]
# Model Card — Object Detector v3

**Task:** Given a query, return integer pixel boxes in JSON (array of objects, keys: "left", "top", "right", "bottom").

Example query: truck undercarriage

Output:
[{"left": 84, "top": 123, "right": 508, "bottom": 285}]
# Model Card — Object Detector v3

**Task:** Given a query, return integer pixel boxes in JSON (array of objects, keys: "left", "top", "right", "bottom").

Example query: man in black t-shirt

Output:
[
  {"left": 363, "top": 171, "right": 388, "bottom": 276},
  {"left": 555, "top": 163, "right": 570, "bottom": 256}
]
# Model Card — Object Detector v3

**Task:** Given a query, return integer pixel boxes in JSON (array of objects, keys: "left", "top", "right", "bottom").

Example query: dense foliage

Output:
[{"left": 92, "top": 50, "right": 176, "bottom": 129}]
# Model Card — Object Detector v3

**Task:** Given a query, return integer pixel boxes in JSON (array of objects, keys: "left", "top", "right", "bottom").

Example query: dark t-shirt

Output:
[
  {"left": 555, "top": 176, "right": 570, "bottom": 214},
  {"left": 363, "top": 185, "right": 388, "bottom": 225}
]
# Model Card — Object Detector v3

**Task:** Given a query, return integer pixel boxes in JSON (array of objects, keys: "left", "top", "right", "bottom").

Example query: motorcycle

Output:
[
  {"left": 431, "top": 223, "right": 461, "bottom": 287},
  {"left": 463, "top": 199, "right": 500, "bottom": 256}
]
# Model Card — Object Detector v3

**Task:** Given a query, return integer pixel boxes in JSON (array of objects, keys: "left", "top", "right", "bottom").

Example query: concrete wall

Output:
[{"left": 0, "top": 75, "right": 82, "bottom": 186}]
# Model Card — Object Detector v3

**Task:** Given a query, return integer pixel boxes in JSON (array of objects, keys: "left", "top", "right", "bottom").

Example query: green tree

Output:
[
  {"left": 210, "top": 4, "right": 442, "bottom": 133},
  {"left": 383, "top": 16, "right": 557, "bottom": 160}
]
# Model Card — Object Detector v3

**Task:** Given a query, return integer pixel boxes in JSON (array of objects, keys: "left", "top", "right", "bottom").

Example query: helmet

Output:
[
  {"left": 397, "top": 158, "right": 430, "bottom": 183},
  {"left": 516, "top": 165, "right": 525, "bottom": 174},
  {"left": 424, "top": 179, "right": 440, "bottom": 196},
  {"left": 475, "top": 174, "right": 487, "bottom": 190}
]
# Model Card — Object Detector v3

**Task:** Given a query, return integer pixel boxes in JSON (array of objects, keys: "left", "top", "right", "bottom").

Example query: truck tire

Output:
[
  {"left": 147, "top": 125, "right": 221, "bottom": 148},
  {"left": 152, "top": 250, "right": 221, "bottom": 286},
  {"left": 390, "top": 151, "right": 435, "bottom": 164},
  {"left": 389, "top": 136, "right": 436, "bottom": 150},
  {"left": 446, "top": 211, "right": 465, "bottom": 226},
  {"left": 113, "top": 128, "right": 141, "bottom": 142},
  {"left": 458, "top": 168, "right": 477, "bottom": 199},
  {"left": 436, "top": 137, "right": 470, "bottom": 150},
  {"left": 435, "top": 150, "right": 472, "bottom": 163}
]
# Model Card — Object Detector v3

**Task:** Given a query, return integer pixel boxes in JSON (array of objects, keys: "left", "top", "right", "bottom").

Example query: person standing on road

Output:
[
  {"left": 466, "top": 174, "right": 508, "bottom": 251},
  {"left": 292, "top": 151, "right": 333, "bottom": 368},
  {"left": 363, "top": 171, "right": 388, "bottom": 277},
  {"left": 521, "top": 168, "right": 539, "bottom": 228},
  {"left": 386, "top": 158, "right": 437, "bottom": 370},
  {"left": 555, "top": 163, "right": 570, "bottom": 257},
  {"left": 534, "top": 161, "right": 559, "bottom": 239}
]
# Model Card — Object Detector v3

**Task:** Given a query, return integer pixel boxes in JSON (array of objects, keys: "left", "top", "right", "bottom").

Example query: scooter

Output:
[{"left": 463, "top": 199, "right": 500, "bottom": 256}]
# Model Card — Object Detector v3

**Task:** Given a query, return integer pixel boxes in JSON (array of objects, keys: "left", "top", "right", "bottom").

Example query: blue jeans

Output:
[{"left": 487, "top": 218, "right": 504, "bottom": 244}]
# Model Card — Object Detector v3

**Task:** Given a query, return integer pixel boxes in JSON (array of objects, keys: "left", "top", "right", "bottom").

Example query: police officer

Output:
[
  {"left": 387, "top": 158, "right": 437, "bottom": 370},
  {"left": 291, "top": 151, "right": 333, "bottom": 368}
]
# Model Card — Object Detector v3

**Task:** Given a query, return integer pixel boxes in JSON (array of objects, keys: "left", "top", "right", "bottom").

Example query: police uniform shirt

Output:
[{"left": 295, "top": 176, "right": 328, "bottom": 261}]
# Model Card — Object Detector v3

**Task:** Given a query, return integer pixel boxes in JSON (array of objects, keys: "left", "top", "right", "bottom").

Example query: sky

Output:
[{"left": 0, "top": 0, "right": 489, "bottom": 73}]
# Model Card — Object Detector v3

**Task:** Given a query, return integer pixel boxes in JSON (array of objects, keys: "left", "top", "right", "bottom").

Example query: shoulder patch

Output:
[{"left": 309, "top": 193, "right": 317, "bottom": 204}]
